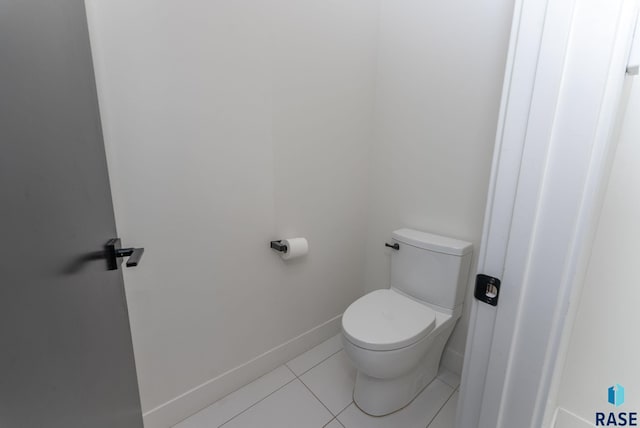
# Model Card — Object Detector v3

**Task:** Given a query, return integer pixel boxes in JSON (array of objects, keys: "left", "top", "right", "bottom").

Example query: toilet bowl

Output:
[{"left": 341, "top": 229, "right": 472, "bottom": 416}]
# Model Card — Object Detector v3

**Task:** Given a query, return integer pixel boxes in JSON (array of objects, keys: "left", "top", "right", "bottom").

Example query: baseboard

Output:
[
  {"left": 552, "top": 407, "right": 595, "bottom": 428},
  {"left": 441, "top": 347, "right": 464, "bottom": 376},
  {"left": 143, "top": 315, "right": 343, "bottom": 428}
]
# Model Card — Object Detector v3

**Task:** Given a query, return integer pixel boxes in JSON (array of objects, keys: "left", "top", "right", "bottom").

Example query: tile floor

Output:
[{"left": 174, "top": 334, "right": 460, "bottom": 428}]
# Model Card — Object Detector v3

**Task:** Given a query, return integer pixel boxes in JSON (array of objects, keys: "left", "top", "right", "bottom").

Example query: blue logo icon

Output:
[
  {"left": 596, "top": 385, "right": 636, "bottom": 426},
  {"left": 609, "top": 384, "right": 625, "bottom": 407}
]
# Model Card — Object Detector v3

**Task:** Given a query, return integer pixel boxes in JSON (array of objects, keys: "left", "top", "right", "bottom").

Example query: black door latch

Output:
[{"left": 475, "top": 274, "right": 501, "bottom": 306}]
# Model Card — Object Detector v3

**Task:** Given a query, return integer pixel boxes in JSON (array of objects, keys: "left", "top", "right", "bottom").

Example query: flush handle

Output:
[{"left": 385, "top": 242, "right": 399, "bottom": 250}]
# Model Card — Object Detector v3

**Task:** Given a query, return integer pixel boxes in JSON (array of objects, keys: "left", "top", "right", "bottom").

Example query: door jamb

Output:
[{"left": 457, "top": 1, "right": 640, "bottom": 427}]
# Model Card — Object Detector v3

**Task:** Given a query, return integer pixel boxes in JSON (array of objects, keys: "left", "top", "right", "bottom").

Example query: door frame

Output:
[{"left": 457, "top": 1, "right": 640, "bottom": 427}]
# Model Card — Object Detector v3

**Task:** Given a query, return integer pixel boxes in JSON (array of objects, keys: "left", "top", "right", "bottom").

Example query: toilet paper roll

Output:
[{"left": 280, "top": 238, "right": 309, "bottom": 260}]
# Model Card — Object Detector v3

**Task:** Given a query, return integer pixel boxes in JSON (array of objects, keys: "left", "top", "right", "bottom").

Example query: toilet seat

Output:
[{"left": 342, "top": 289, "right": 436, "bottom": 351}]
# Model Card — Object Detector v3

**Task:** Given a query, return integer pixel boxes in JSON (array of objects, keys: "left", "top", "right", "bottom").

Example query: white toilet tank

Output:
[{"left": 390, "top": 229, "right": 473, "bottom": 312}]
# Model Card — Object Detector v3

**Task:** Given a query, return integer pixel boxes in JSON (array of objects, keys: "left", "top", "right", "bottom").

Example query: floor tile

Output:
[
  {"left": 287, "top": 334, "right": 343, "bottom": 376},
  {"left": 221, "top": 379, "right": 333, "bottom": 428},
  {"left": 337, "top": 379, "right": 454, "bottom": 428},
  {"left": 427, "top": 390, "right": 458, "bottom": 428},
  {"left": 324, "top": 418, "right": 345, "bottom": 428},
  {"left": 174, "top": 365, "right": 295, "bottom": 428},
  {"left": 553, "top": 408, "right": 595, "bottom": 428},
  {"left": 437, "top": 368, "right": 461, "bottom": 389},
  {"left": 300, "top": 350, "right": 356, "bottom": 415}
]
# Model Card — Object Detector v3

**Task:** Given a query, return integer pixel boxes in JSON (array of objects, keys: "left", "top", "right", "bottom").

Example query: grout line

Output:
[
  {"left": 322, "top": 417, "right": 345, "bottom": 428},
  {"left": 284, "top": 364, "right": 297, "bottom": 377},
  {"left": 289, "top": 346, "right": 344, "bottom": 378},
  {"left": 333, "top": 398, "right": 354, "bottom": 426},
  {"left": 424, "top": 385, "right": 458, "bottom": 428},
  {"left": 334, "top": 400, "right": 354, "bottom": 418},
  {"left": 217, "top": 377, "right": 298, "bottom": 427},
  {"left": 298, "top": 376, "right": 338, "bottom": 418},
  {"left": 217, "top": 339, "right": 343, "bottom": 427},
  {"left": 322, "top": 418, "right": 334, "bottom": 428},
  {"left": 298, "top": 348, "right": 343, "bottom": 376}
]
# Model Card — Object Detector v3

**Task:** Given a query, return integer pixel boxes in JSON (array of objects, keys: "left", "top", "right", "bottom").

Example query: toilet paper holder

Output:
[{"left": 270, "top": 240, "right": 288, "bottom": 253}]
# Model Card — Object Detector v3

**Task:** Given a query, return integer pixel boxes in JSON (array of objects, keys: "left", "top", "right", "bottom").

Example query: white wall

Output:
[
  {"left": 552, "top": 77, "right": 640, "bottom": 427},
  {"left": 364, "top": 0, "right": 514, "bottom": 368},
  {"left": 85, "top": 0, "right": 514, "bottom": 425},
  {"left": 85, "top": 0, "right": 378, "bottom": 422}
]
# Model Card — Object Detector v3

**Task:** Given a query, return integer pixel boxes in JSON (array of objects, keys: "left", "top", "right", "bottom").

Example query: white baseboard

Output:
[
  {"left": 143, "top": 315, "right": 342, "bottom": 428},
  {"left": 441, "top": 347, "right": 464, "bottom": 376},
  {"left": 552, "top": 407, "right": 595, "bottom": 428}
]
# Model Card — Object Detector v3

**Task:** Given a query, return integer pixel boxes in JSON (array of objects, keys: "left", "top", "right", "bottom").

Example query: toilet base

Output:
[{"left": 352, "top": 324, "right": 454, "bottom": 416}]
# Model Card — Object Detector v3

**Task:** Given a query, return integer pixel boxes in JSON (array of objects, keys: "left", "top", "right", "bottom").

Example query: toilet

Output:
[{"left": 342, "top": 228, "right": 472, "bottom": 416}]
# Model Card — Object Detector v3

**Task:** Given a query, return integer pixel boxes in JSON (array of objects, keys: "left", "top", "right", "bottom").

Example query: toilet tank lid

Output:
[{"left": 392, "top": 229, "right": 472, "bottom": 256}]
